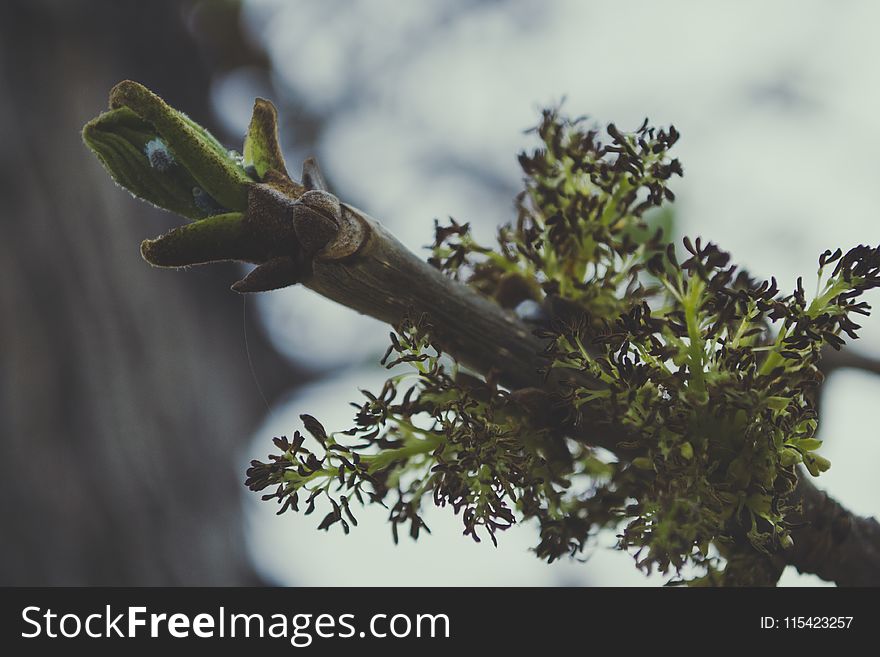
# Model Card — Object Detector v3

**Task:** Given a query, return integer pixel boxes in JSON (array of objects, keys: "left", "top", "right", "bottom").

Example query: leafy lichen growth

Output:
[{"left": 245, "top": 111, "right": 879, "bottom": 582}]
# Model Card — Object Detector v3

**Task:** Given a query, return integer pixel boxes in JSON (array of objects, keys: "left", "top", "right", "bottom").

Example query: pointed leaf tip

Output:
[
  {"left": 140, "top": 212, "right": 261, "bottom": 268},
  {"left": 243, "top": 97, "right": 289, "bottom": 181}
]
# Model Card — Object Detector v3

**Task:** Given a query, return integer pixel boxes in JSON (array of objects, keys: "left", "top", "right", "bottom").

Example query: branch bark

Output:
[
  {"left": 270, "top": 193, "right": 880, "bottom": 586},
  {"left": 785, "top": 470, "right": 880, "bottom": 585},
  {"left": 820, "top": 347, "right": 880, "bottom": 378},
  {"left": 305, "top": 208, "right": 547, "bottom": 389}
]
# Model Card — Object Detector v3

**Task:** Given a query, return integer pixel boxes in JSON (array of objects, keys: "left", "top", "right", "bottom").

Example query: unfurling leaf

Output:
[
  {"left": 83, "top": 107, "right": 211, "bottom": 220},
  {"left": 243, "top": 98, "right": 288, "bottom": 180},
  {"left": 83, "top": 80, "right": 254, "bottom": 219}
]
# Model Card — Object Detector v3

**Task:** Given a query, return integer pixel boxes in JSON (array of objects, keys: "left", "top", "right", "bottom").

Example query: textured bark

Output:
[
  {"left": 306, "top": 211, "right": 548, "bottom": 389},
  {"left": 0, "top": 0, "right": 291, "bottom": 584},
  {"left": 786, "top": 472, "right": 880, "bottom": 586}
]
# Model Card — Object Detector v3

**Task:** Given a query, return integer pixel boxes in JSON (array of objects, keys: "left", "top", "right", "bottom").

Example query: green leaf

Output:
[
  {"left": 243, "top": 98, "right": 288, "bottom": 180},
  {"left": 794, "top": 438, "right": 823, "bottom": 452},
  {"left": 745, "top": 493, "right": 772, "bottom": 519},
  {"left": 765, "top": 396, "right": 790, "bottom": 412},
  {"left": 108, "top": 80, "right": 252, "bottom": 212},
  {"left": 83, "top": 107, "right": 208, "bottom": 220},
  {"left": 803, "top": 453, "right": 831, "bottom": 477},
  {"left": 140, "top": 212, "right": 263, "bottom": 267},
  {"left": 779, "top": 447, "right": 803, "bottom": 467}
]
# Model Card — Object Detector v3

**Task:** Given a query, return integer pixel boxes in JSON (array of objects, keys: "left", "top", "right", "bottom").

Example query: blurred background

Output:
[{"left": 2, "top": 0, "right": 879, "bottom": 586}]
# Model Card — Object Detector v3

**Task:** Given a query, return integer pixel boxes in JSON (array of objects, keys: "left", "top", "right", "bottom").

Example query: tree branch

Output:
[
  {"left": 304, "top": 206, "right": 548, "bottom": 389},
  {"left": 85, "top": 81, "right": 879, "bottom": 585},
  {"left": 785, "top": 470, "right": 880, "bottom": 585},
  {"left": 221, "top": 186, "right": 880, "bottom": 586},
  {"left": 820, "top": 346, "right": 880, "bottom": 378}
]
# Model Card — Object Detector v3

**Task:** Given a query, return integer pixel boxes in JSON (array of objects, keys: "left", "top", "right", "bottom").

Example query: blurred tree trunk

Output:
[{"left": 0, "top": 0, "right": 291, "bottom": 584}]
